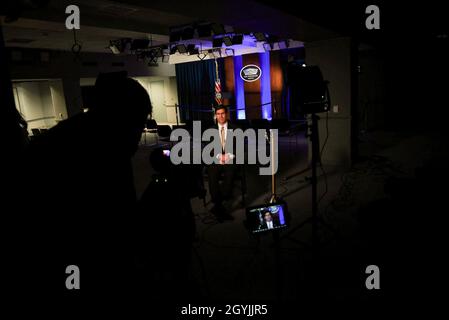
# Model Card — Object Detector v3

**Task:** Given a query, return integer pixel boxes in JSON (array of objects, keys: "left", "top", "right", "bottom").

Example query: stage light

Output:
[
  {"left": 208, "top": 49, "right": 221, "bottom": 58},
  {"left": 109, "top": 39, "right": 131, "bottom": 54},
  {"left": 176, "top": 44, "right": 187, "bottom": 54},
  {"left": 147, "top": 51, "right": 158, "bottom": 66},
  {"left": 170, "top": 45, "right": 177, "bottom": 54},
  {"left": 225, "top": 48, "right": 234, "bottom": 56},
  {"left": 254, "top": 32, "right": 267, "bottom": 42},
  {"left": 109, "top": 41, "right": 121, "bottom": 55},
  {"left": 222, "top": 36, "right": 233, "bottom": 46},
  {"left": 263, "top": 43, "right": 272, "bottom": 51},
  {"left": 211, "top": 23, "right": 226, "bottom": 35},
  {"left": 152, "top": 47, "right": 163, "bottom": 57}
]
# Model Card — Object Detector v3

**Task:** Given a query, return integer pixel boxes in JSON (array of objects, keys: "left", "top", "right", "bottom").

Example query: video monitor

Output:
[
  {"left": 162, "top": 149, "right": 171, "bottom": 157},
  {"left": 245, "top": 202, "right": 289, "bottom": 233}
]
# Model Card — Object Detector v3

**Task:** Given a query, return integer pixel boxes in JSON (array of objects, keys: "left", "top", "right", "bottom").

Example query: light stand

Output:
[
  {"left": 265, "top": 128, "right": 283, "bottom": 302},
  {"left": 268, "top": 128, "right": 279, "bottom": 204},
  {"left": 282, "top": 112, "right": 336, "bottom": 249}
]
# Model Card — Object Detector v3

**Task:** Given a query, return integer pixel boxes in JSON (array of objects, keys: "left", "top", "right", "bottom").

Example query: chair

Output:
[
  {"left": 171, "top": 124, "right": 187, "bottom": 132},
  {"left": 146, "top": 119, "right": 158, "bottom": 131},
  {"left": 157, "top": 125, "right": 173, "bottom": 144},
  {"left": 141, "top": 119, "right": 158, "bottom": 145},
  {"left": 30, "top": 128, "right": 40, "bottom": 141}
]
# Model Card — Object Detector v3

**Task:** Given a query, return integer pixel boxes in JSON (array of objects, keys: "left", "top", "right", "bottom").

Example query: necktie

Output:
[{"left": 221, "top": 126, "right": 225, "bottom": 152}]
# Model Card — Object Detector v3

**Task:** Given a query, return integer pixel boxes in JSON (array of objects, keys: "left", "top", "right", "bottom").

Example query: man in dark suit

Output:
[
  {"left": 207, "top": 105, "right": 238, "bottom": 221},
  {"left": 259, "top": 210, "right": 280, "bottom": 230}
]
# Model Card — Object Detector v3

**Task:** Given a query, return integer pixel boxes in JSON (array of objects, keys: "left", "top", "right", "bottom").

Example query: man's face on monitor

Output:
[{"left": 264, "top": 212, "right": 272, "bottom": 222}]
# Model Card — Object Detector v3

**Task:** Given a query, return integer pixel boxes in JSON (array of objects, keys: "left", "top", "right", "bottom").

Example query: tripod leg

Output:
[
  {"left": 284, "top": 166, "right": 311, "bottom": 181},
  {"left": 316, "top": 216, "right": 339, "bottom": 238},
  {"left": 272, "top": 231, "right": 282, "bottom": 303}
]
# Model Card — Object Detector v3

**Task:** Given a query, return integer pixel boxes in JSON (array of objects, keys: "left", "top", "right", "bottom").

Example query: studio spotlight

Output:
[
  {"left": 254, "top": 32, "right": 267, "bottom": 42},
  {"left": 225, "top": 48, "right": 234, "bottom": 56},
  {"left": 147, "top": 52, "right": 158, "bottom": 66},
  {"left": 109, "top": 39, "right": 131, "bottom": 54},
  {"left": 211, "top": 23, "right": 226, "bottom": 35},
  {"left": 152, "top": 47, "right": 163, "bottom": 57},
  {"left": 109, "top": 41, "right": 121, "bottom": 55},
  {"left": 263, "top": 42, "right": 272, "bottom": 51},
  {"left": 222, "top": 36, "right": 233, "bottom": 46},
  {"left": 213, "top": 49, "right": 222, "bottom": 58},
  {"left": 176, "top": 44, "right": 188, "bottom": 54}
]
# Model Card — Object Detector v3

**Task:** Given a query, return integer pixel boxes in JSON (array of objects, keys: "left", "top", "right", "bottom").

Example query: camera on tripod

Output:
[{"left": 149, "top": 146, "right": 206, "bottom": 200}]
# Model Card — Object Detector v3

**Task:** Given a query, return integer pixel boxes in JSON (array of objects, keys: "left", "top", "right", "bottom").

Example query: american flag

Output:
[{"left": 214, "top": 78, "right": 222, "bottom": 105}]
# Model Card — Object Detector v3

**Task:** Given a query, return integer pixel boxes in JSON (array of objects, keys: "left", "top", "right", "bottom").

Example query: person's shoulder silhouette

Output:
[
  {"left": 27, "top": 71, "right": 152, "bottom": 206},
  {"left": 21, "top": 71, "right": 152, "bottom": 301}
]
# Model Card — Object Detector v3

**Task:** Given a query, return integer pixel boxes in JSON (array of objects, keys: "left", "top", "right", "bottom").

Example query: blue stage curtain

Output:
[{"left": 176, "top": 59, "right": 224, "bottom": 121}]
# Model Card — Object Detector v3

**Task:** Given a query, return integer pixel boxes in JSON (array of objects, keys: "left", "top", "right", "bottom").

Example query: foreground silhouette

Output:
[{"left": 14, "top": 72, "right": 151, "bottom": 310}]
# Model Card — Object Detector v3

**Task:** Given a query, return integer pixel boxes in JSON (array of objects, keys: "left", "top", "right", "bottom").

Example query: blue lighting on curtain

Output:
[
  {"left": 259, "top": 52, "right": 272, "bottom": 120},
  {"left": 233, "top": 55, "right": 246, "bottom": 119}
]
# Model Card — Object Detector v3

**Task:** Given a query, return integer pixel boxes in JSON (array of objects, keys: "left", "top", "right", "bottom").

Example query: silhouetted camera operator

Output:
[{"left": 137, "top": 147, "right": 204, "bottom": 301}]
